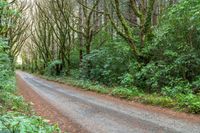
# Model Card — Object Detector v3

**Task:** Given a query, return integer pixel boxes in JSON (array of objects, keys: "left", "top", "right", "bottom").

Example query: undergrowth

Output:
[
  {"left": 42, "top": 75, "right": 200, "bottom": 114},
  {"left": 0, "top": 39, "right": 60, "bottom": 133}
]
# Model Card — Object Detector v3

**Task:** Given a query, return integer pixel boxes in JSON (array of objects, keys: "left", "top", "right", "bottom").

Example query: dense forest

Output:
[
  {"left": 0, "top": 0, "right": 200, "bottom": 132},
  {"left": 20, "top": 0, "right": 200, "bottom": 113}
]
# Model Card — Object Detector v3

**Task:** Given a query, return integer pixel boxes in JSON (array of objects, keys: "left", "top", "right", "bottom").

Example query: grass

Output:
[
  {"left": 40, "top": 75, "right": 200, "bottom": 114},
  {"left": 139, "top": 94, "right": 176, "bottom": 108},
  {"left": 111, "top": 87, "right": 143, "bottom": 100}
]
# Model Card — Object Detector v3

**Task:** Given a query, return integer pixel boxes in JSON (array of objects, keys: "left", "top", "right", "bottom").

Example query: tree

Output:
[
  {"left": 7, "top": 0, "right": 30, "bottom": 65},
  {"left": 71, "top": 0, "right": 106, "bottom": 58},
  {"left": 107, "top": 0, "right": 156, "bottom": 58}
]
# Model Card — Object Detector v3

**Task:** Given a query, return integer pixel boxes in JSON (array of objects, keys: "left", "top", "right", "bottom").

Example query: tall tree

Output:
[{"left": 107, "top": 0, "right": 156, "bottom": 58}]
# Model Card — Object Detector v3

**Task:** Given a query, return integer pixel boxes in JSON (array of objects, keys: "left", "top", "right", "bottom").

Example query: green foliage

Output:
[
  {"left": 80, "top": 39, "right": 132, "bottom": 86},
  {"left": 0, "top": 112, "right": 60, "bottom": 133},
  {"left": 18, "top": 0, "right": 200, "bottom": 114},
  {"left": 44, "top": 73, "right": 200, "bottom": 114},
  {"left": 133, "top": 61, "right": 169, "bottom": 91},
  {"left": 135, "top": 0, "right": 200, "bottom": 94},
  {"left": 0, "top": 39, "right": 15, "bottom": 111},
  {"left": 0, "top": 92, "right": 30, "bottom": 113},
  {"left": 161, "top": 79, "right": 193, "bottom": 98},
  {"left": 111, "top": 87, "right": 141, "bottom": 100},
  {"left": 86, "top": 84, "right": 109, "bottom": 94},
  {"left": 72, "top": 80, "right": 109, "bottom": 93},
  {"left": 140, "top": 95, "right": 175, "bottom": 108},
  {"left": 0, "top": 37, "right": 60, "bottom": 131},
  {"left": 176, "top": 94, "right": 200, "bottom": 113},
  {"left": 0, "top": 37, "right": 28, "bottom": 113},
  {"left": 119, "top": 73, "right": 134, "bottom": 87},
  {"left": 45, "top": 60, "right": 63, "bottom": 76},
  {"left": 0, "top": 1, "right": 19, "bottom": 34},
  {"left": 192, "top": 76, "right": 200, "bottom": 94}
]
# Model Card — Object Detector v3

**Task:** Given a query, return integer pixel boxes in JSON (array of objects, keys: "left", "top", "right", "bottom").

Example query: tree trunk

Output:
[
  {"left": 86, "top": 44, "right": 90, "bottom": 55},
  {"left": 79, "top": 0, "right": 84, "bottom": 64}
]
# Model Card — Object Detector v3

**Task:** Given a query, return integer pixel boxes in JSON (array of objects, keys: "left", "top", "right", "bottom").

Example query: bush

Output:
[
  {"left": 119, "top": 73, "right": 134, "bottom": 87},
  {"left": 0, "top": 92, "right": 30, "bottom": 113},
  {"left": 161, "top": 79, "right": 193, "bottom": 98},
  {"left": 176, "top": 94, "right": 200, "bottom": 113},
  {"left": 45, "top": 60, "right": 62, "bottom": 76},
  {"left": 133, "top": 61, "right": 171, "bottom": 92},
  {"left": 80, "top": 39, "right": 132, "bottom": 86},
  {"left": 0, "top": 112, "right": 60, "bottom": 133}
]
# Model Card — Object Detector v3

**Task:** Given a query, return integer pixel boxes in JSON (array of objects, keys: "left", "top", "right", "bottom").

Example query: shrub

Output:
[
  {"left": 133, "top": 61, "right": 171, "bottom": 92},
  {"left": 0, "top": 92, "right": 30, "bottom": 113},
  {"left": 161, "top": 79, "right": 193, "bottom": 98},
  {"left": 45, "top": 60, "right": 62, "bottom": 76},
  {"left": 176, "top": 94, "right": 200, "bottom": 113},
  {"left": 0, "top": 112, "right": 60, "bottom": 133},
  {"left": 119, "top": 73, "right": 134, "bottom": 87},
  {"left": 80, "top": 39, "right": 132, "bottom": 86}
]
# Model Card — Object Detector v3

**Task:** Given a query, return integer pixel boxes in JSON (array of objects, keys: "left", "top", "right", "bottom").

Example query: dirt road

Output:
[{"left": 17, "top": 71, "right": 200, "bottom": 133}]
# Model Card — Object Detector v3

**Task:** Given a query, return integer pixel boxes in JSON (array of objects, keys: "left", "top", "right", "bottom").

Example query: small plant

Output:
[
  {"left": 0, "top": 92, "right": 30, "bottom": 113},
  {"left": 0, "top": 112, "right": 60, "bottom": 133},
  {"left": 176, "top": 94, "right": 200, "bottom": 113},
  {"left": 161, "top": 83, "right": 192, "bottom": 98},
  {"left": 120, "top": 73, "right": 134, "bottom": 87}
]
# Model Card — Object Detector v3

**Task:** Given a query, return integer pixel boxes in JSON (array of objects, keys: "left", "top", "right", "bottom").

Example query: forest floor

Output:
[{"left": 16, "top": 71, "right": 200, "bottom": 133}]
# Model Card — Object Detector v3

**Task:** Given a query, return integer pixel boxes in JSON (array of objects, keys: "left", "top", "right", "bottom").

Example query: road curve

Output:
[{"left": 17, "top": 71, "right": 200, "bottom": 133}]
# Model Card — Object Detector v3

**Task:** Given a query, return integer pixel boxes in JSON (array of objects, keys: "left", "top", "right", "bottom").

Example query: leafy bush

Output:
[
  {"left": 133, "top": 61, "right": 170, "bottom": 92},
  {"left": 119, "top": 73, "right": 134, "bottom": 87},
  {"left": 80, "top": 39, "right": 132, "bottom": 86},
  {"left": 45, "top": 60, "right": 62, "bottom": 76},
  {"left": 0, "top": 92, "right": 30, "bottom": 113},
  {"left": 65, "top": 78, "right": 110, "bottom": 94},
  {"left": 176, "top": 94, "right": 200, "bottom": 113},
  {"left": 161, "top": 79, "right": 193, "bottom": 98},
  {"left": 0, "top": 112, "right": 60, "bottom": 133}
]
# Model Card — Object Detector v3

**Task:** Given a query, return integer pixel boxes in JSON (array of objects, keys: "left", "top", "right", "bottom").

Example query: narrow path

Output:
[{"left": 17, "top": 71, "right": 200, "bottom": 133}]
